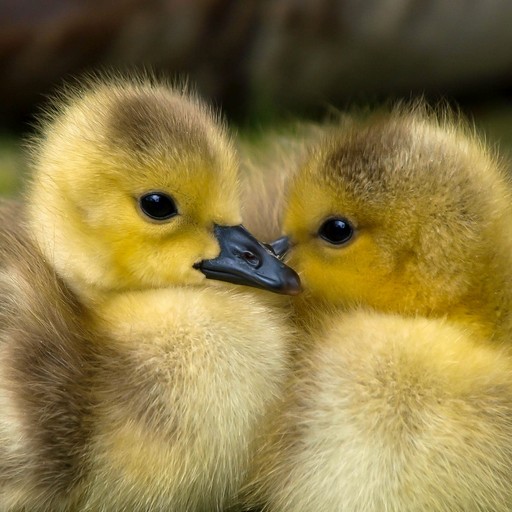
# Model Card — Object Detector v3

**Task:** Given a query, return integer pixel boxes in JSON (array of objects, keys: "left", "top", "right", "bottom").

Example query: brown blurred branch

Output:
[{"left": 1, "top": 0, "right": 512, "bottom": 126}]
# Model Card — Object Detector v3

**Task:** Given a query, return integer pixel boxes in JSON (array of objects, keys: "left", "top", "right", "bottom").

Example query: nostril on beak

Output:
[{"left": 242, "top": 251, "right": 260, "bottom": 267}]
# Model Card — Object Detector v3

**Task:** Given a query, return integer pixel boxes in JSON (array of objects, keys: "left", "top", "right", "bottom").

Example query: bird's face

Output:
[
  {"left": 283, "top": 169, "right": 402, "bottom": 311},
  {"left": 28, "top": 82, "right": 300, "bottom": 299},
  {"left": 63, "top": 154, "right": 241, "bottom": 290},
  {"left": 282, "top": 115, "right": 505, "bottom": 315}
]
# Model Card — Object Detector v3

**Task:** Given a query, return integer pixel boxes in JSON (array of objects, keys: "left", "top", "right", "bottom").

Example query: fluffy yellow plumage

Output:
[
  {"left": 243, "top": 106, "right": 512, "bottom": 511},
  {"left": 0, "top": 76, "right": 299, "bottom": 511}
]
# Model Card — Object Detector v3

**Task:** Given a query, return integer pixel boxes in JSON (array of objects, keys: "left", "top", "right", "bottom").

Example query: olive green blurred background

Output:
[{"left": 2, "top": 0, "right": 512, "bottom": 196}]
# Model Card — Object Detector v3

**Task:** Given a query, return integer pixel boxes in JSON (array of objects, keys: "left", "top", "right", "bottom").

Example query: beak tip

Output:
[
  {"left": 274, "top": 270, "right": 302, "bottom": 296},
  {"left": 287, "top": 285, "right": 302, "bottom": 296}
]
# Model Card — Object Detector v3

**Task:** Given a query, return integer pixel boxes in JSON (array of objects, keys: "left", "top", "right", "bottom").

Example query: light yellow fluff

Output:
[
  {"left": 253, "top": 310, "right": 512, "bottom": 512},
  {"left": 243, "top": 106, "right": 512, "bottom": 512}
]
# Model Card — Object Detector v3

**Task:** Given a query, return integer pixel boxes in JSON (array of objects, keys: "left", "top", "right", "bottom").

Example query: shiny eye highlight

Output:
[
  {"left": 138, "top": 192, "right": 178, "bottom": 221},
  {"left": 318, "top": 218, "right": 354, "bottom": 245}
]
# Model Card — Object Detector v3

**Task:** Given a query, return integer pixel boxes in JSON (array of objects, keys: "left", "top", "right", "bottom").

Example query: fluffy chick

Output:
[
  {"left": 0, "top": 76, "right": 299, "bottom": 511},
  {"left": 243, "top": 106, "right": 512, "bottom": 511}
]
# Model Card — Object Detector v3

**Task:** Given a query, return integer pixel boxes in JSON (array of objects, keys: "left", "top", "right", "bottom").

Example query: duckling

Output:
[
  {"left": 243, "top": 106, "right": 512, "bottom": 511},
  {"left": 0, "top": 76, "right": 300, "bottom": 511}
]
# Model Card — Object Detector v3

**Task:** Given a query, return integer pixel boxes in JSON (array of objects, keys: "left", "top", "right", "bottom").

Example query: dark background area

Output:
[{"left": 2, "top": 0, "right": 512, "bottom": 193}]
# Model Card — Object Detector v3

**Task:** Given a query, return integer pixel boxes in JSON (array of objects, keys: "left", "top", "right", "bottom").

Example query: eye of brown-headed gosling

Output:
[{"left": 318, "top": 217, "right": 354, "bottom": 245}]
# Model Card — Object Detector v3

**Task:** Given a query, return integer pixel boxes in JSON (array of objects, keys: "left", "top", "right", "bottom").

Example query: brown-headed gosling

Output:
[
  {"left": 243, "top": 107, "right": 512, "bottom": 512},
  {"left": 0, "top": 76, "right": 300, "bottom": 511}
]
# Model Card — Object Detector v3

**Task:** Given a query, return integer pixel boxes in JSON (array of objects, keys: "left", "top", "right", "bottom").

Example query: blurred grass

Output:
[
  {"left": 1, "top": 103, "right": 512, "bottom": 198},
  {"left": 0, "top": 135, "right": 28, "bottom": 197},
  {"left": 471, "top": 103, "right": 512, "bottom": 159}
]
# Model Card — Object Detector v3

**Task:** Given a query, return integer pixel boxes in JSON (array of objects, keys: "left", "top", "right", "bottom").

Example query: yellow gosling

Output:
[
  {"left": 0, "top": 76, "right": 299, "bottom": 511},
  {"left": 244, "top": 106, "right": 512, "bottom": 511}
]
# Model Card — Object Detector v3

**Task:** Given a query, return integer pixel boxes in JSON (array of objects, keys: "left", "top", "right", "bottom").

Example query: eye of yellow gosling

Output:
[
  {"left": 137, "top": 192, "right": 179, "bottom": 221},
  {"left": 317, "top": 217, "right": 355, "bottom": 245}
]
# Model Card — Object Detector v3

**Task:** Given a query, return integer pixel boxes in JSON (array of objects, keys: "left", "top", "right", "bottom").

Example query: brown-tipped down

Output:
[{"left": 0, "top": 201, "right": 94, "bottom": 509}]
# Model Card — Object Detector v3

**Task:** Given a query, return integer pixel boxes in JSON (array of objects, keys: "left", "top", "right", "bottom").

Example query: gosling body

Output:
[{"left": 244, "top": 107, "right": 512, "bottom": 511}]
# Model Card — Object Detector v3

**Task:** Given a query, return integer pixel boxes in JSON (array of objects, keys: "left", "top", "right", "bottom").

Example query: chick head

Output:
[
  {"left": 283, "top": 108, "right": 512, "bottom": 318},
  {"left": 27, "top": 77, "right": 299, "bottom": 300}
]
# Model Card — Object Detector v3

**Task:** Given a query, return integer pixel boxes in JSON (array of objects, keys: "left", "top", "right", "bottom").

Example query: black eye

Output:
[
  {"left": 139, "top": 192, "right": 178, "bottom": 221},
  {"left": 318, "top": 218, "right": 354, "bottom": 245}
]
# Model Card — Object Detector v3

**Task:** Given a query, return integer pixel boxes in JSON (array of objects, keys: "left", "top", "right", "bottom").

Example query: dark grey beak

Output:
[
  {"left": 194, "top": 225, "right": 301, "bottom": 295},
  {"left": 266, "top": 236, "right": 290, "bottom": 259}
]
